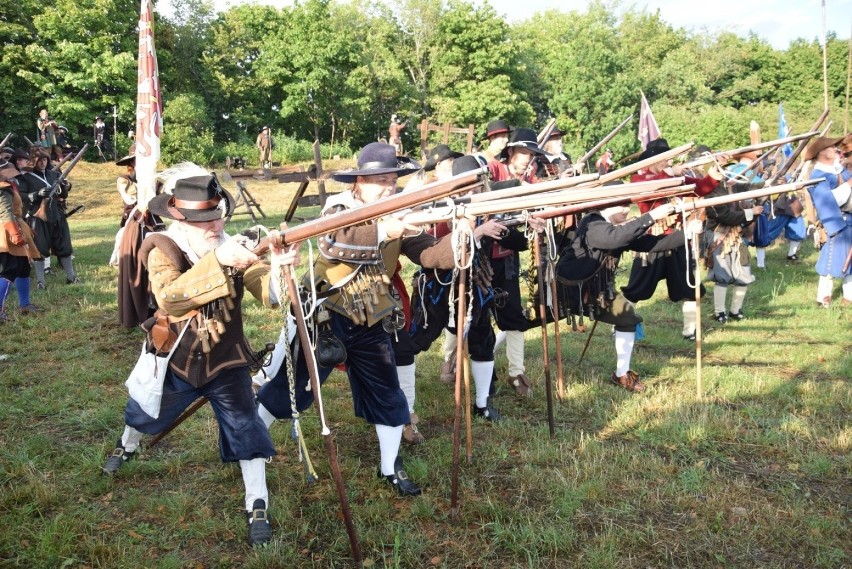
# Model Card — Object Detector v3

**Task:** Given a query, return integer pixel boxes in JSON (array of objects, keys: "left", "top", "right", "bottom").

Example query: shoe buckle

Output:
[
  {"left": 396, "top": 469, "right": 409, "bottom": 482},
  {"left": 251, "top": 508, "right": 268, "bottom": 522},
  {"left": 111, "top": 448, "right": 126, "bottom": 459}
]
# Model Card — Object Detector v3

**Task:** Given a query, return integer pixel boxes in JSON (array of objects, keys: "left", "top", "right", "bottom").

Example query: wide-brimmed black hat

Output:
[
  {"left": 333, "top": 142, "right": 420, "bottom": 183},
  {"left": 11, "top": 148, "right": 30, "bottom": 162},
  {"left": 485, "top": 119, "right": 510, "bottom": 138},
  {"left": 423, "top": 144, "right": 463, "bottom": 171},
  {"left": 498, "top": 128, "right": 548, "bottom": 160},
  {"left": 0, "top": 147, "right": 14, "bottom": 158},
  {"left": 116, "top": 143, "right": 136, "bottom": 166},
  {"left": 637, "top": 138, "right": 671, "bottom": 162},
  {"left": 148, "top": 174, "right": 233, "bottom": 222},
  {"left": 451, "top": 154, "right": 487, "bottom": 176}
]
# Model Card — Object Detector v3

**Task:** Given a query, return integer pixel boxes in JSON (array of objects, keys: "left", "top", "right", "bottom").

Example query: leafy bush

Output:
[{"left": 161, "top": 93, "right": 217, "bottom": 165}]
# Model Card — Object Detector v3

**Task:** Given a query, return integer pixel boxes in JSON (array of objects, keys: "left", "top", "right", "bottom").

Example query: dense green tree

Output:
[
  {"left": 428, "top": 0, "right": 534, "bottom": 135},
  {"left": 160, "top": 92, "right": 216, "bottom": 164},
  {"left": 199, "top": 4, "right": 287, "bottom": 140},
  {"left": 13, "top": 0, "right": 138, "bottom": 142}
]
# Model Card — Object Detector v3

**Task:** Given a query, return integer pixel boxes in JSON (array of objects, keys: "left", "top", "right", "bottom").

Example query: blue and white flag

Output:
[{"left": 778, "top": 104, "right": 792, "bottom": 159}]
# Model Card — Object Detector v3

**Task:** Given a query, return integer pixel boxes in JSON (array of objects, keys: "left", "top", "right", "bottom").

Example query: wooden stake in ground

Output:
[
  {"left": 548, "top": 256, "right": 566, "bottom": 400},
  {"left": 450, "top": 242, "right": 469, "bottom": 519},
  {"left": 283, "top": 263, "right": 362, "bottom": 567},
  {"left": 691, "top": 232, "right": 703, "bottom": 399},
  {"left": 533, "top": 235, "right": 556, "bottom": 438}
]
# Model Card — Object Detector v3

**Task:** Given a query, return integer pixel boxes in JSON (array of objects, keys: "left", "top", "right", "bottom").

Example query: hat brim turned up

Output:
[{"left": 147, "top": 187, "right": 234, "bottom": 222}]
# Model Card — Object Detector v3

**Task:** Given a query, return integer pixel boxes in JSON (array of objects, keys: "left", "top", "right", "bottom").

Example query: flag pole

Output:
[
  {"left": 845, "top": 20, "right": 851, "bottom": 132},
  {"left": 134, "top": 0, "right": 162, "bottom": 211},
  {"left": 822, "top": 0, "right": 829, "bottom": 111}
]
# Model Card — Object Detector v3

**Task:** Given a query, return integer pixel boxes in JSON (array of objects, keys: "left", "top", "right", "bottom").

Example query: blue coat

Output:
[{"left": 808, "top": 165, "right": 852, "bottom": 278}]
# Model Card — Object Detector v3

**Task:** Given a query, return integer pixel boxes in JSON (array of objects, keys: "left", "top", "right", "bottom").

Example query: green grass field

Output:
[{"left": 0, "top": 162, "right": 849, "bottom": 568}]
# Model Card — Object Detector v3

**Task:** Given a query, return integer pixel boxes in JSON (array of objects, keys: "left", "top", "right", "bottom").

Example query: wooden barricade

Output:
[{"left": 418, "top": 120, "right": 475, "bottom": 159}]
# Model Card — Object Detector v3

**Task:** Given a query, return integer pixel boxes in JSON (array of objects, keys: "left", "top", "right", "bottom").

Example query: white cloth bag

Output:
[{"left": 125, "top": 321, "right": 190, "bottom": 419}]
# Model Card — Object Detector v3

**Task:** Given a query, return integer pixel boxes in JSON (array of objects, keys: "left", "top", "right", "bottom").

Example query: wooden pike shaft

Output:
[
  {"left": 463, "top": 354, "right": 473, "bottom": 463},
  {"left": 534, "top": 236, "right": 556, "bottom": 438},
  {"left": 576, "top": 114, "right": 634, "bottom": 166},
  {"left": 284, "top": 267, "right": 363, "bottom": 566},
  {"left": 450, "top": 244, "right": 469, "bottom": 519}
]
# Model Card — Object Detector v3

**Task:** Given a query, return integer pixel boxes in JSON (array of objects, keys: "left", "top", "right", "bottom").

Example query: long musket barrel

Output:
[
  {"left": 675, "top": 179, "right": 823, "bottom": 213},
  {"left": 455, "top": 173, "right": 600, "bottom": 205},
  {"left": 680, "top": 132, "right": 820, "bottom": 170},
  {"left": 264, "top": 168, "right": 486, "bottom": 248},
  {"left": 575, "top": 114, "right": 633, "bottom": 166},
  {"left": 529, "top": 186, "right": 696, "bottom": 220},
  {"left": 402, "top": 177, "right": 687, "bottom": 225},
  {"left": 597, "top": 142, "right": 694, "bottom": 184},
  {"left": 0, "top": 133, "right": 12, "bottom": 149},
  {"left": 52, "top": 143, "right": 89, "bottom": 191}
]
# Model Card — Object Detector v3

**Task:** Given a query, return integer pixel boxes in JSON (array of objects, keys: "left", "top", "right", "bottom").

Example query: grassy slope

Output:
[{"left": 0, "top": 162, "right": 849, "bottom": 568}]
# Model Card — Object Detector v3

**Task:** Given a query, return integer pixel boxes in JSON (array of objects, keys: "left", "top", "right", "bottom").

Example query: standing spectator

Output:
[
  {"left": 94, "top": 116, "right": 112, "bottom": 161},
  {"left": 36, "top": 109, "right": 62, "bottom": 160},
  {"left": 256, "top": 126, "right": 273, "bottom": 168},
  {"left": 388, "top": 115, "right": 407, "bottom": 156}
]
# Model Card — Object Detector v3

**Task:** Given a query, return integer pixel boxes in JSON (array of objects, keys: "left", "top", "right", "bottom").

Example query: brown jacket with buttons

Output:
[{"left": 141, "top": 233, "right": 277, "bottom": 387}]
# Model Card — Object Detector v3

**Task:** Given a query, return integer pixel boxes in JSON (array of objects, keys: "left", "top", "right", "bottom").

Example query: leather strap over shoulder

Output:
[{"left": 139, "top": 233, "right": 192, "bottom": 272}]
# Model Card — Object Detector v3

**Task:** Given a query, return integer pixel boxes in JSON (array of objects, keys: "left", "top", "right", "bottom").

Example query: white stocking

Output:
[
  {"left": 470, "top": 360, "right": 494, "bottom": 408},
  {"left": 240, "top": 457, "right": 268, "bottom": 511},
  {"left": 614, "top": 331, "right": 635, "bottom": 377},
  {"left": 375, "top": 424, "right": 403, "bottom": 476},
  {"left": 682, "top": 301, "right": 697, "bottom": 336}
]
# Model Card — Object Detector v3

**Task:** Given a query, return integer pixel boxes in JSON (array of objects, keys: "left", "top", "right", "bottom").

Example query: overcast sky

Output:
[{"left": 203, "top": 0, "right": 851, "bottom": 50}]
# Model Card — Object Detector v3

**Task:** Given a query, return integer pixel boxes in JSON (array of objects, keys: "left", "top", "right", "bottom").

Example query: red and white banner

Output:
[
  {"left": 134, "top": 0, "right": 162, "bottom": 209},
  {"left": 637, "top": 91, "right": 661, "bottom": 151}
]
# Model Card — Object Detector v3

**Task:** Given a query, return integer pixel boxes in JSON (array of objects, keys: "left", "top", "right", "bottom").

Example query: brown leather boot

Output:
[
  {"left": 507, "top": 373, "right": 533, "bottom": 397},
  {"left": 610, "top": 370, "right": 646, "bottom": 393},
  {"left": 402, "top": 412, "right": 425, "bottom": 445}
]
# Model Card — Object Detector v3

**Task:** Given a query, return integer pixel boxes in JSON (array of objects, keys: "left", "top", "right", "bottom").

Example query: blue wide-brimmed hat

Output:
[{"left": 333, "top": 142, "right": 420, "bottom": 184}]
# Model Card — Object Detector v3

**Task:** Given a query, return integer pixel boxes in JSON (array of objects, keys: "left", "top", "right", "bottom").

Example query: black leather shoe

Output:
[
  {"left": 473, "top": 402, "right": 502, "bottom": 422},
  {"left": 378, "top": 457, "right": 422, "bottom": 497},
  {"left": 714, "top": 312, "right": 728, "bottom": 324},
  {"left": 727, "top": 310, "right": 745, "bottom": 321},
  {"left": 246, "top": 499, "right": 272, "bottom": 547},
  {"left": 102, "top": 439, "right": 134, "bottom": 475},
  {"left": 683, "top": 332, "right": 696, "bottom": 341},
  {"left": 786, "top": 254, "right": 800, "bottom": 263}
]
